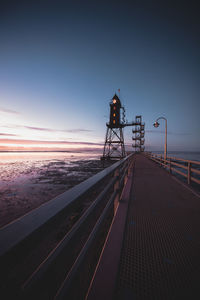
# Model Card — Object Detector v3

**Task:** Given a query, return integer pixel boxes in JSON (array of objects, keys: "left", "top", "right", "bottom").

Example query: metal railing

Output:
[
  {"left": 0, "top": 153, "right": 134, "bottom": 299},
  {"left": 147, "top": 153, "right": 200, "bottom": 185}
]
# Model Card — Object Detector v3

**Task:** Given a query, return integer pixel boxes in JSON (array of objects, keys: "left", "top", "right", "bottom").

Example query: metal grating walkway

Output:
[{"left": 115, "top": 154, "right": 200, "bottom": 300}]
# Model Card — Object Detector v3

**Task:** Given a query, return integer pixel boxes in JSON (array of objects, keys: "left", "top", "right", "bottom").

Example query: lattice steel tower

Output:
[
  {"left": 132, "top": 115, "right": 145, "bottom": 152},
  {"left": 101, "top": 94, "right": 126, "bottom": 160}
]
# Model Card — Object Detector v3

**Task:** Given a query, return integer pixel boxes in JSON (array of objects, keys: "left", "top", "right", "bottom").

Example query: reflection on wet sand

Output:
[{"left": 0, "top": 152, "right": 112, "bottom": 228}]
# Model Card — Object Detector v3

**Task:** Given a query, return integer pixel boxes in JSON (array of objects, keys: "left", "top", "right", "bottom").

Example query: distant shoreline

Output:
[
  {"left": 0, "top": 150, "right": 199, "bottom": 154},
  {"left": 0, "top": 150, "right": 102, "bottom": 153},
  {"left": 0, "top": 150, "right": 74, "bottom": 153}
]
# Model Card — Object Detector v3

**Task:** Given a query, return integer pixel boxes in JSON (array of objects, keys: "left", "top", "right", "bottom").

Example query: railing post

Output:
[
  {"left": 188, "top": 162, "right": 191, "bottom": 185},
  {"left": 169, "top": 158, "right": 171, "bottom": 174},
  {"left": 125, "top": 159, "right": 133, "bottom": 183},
  {"left": 113, "top": 168, "right": 120, "bottom": 214},
  {"left": 123, "top": 162, "right": 130, "bottom": 187},
  {"left": 128, "top": 159, "right": 133, "bottom": 176},
  {"left": 165, "top": 156, "right": 168, "bottom": 167}
]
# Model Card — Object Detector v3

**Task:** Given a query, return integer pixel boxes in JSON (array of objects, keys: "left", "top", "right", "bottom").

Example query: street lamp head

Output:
[{"left": 153, "top": 121, "right": 160, "bottom": 128}]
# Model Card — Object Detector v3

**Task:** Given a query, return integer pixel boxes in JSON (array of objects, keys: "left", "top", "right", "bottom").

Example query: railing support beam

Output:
[
  {"left": 146, "top": 153, "right": 200, "bottom": 185},
  {"left": 188, "top": 162, "right": 191, "bottom": 185},
  {"left": 114, "top": 169, "right": 120, "bottom": 213}
]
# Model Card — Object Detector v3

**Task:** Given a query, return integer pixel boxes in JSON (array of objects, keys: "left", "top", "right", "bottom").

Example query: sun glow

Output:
[{"left": 0, "top": 109, "right": 102, "bottom": 151}]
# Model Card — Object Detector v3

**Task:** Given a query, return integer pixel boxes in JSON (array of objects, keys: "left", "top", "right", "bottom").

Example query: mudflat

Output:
[{"left": 0, "top": 159, "right": 112, "bottom": 228}]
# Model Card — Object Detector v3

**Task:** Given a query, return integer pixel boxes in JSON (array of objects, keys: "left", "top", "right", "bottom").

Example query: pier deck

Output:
[{"left": 88, "top": 154, "right": 200, "bottom": 299}]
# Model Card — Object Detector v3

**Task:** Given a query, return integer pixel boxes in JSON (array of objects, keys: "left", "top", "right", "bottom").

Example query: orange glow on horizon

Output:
[
  {"left": 0, "top": 109, "right": 102, "bottom": 151},
  {"left": 0, "top": 138, "right": 102, "bottom": 151}
]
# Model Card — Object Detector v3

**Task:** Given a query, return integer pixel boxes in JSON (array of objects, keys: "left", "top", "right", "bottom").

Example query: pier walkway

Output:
[
  {"left": 87, "top": 154, "right": 200, "bottom": 300},
  {"left": 1, "top": 153, "right": 200, "bottom": 299}
]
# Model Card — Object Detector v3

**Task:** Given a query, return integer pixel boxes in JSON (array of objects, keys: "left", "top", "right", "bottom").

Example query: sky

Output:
[{"left": 0, "top": 0, "right": 199, "bottom": 152}]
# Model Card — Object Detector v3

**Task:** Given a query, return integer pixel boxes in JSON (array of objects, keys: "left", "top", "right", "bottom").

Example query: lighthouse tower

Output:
[{"left": 101, "top": 94, "right": 126, "bottom": 160}]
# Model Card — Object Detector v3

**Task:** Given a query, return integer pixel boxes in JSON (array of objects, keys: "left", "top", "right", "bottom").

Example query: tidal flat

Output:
[{"left": 0, "top": 153, "right": 113, "bottom": 228}]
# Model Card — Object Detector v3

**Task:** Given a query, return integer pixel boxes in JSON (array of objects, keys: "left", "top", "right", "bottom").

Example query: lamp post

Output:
[{"left": 153, "top": 117, "right": 167, "bottom": 162}]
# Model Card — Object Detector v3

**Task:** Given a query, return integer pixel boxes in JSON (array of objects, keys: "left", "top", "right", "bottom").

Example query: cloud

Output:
[
  {"left": 146, "top": 130, "right": 165, "bottom": 134},
  {"left": 0, "top": 107, "right": 20, "bottom": 114},
  {"left": 24, "top": 126, "right": 56, "bottom": 132},
  {"left": 146, "top": 130, "right": 191, "bottom": 136},
  {"left": 0, "top": 133, "right": 18, "bottom": 136},
  {"left": 6, "top": 125, "right": 93, "bottom": 133},
  {"left": 64, "top": 129, "right": 93, "bottom": 133},
  {"left": 0, "top": 138, "right": 102, "bottom": 146}
]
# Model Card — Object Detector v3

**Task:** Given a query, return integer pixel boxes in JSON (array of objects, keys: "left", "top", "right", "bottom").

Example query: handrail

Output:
[
  {"left": 22, "top": 176, "right": 118, "bottom": 293},
  {"left": 151, "top": 153, "right": 200, "bottom": 165},
  {"left": 55, "top": 159, "right": 133, "bottom": 299},
  {"left": 55, "top": 189, "right": 118, "bottom": 299},
  {"left": 146, "top": 153, "right": 200, "bottom": 185},
  {"left": 0, "top": 154, "right": 134, "bottom": 299},
  {"left": 0, "top": 154, "right": 133, "bottom": 257}
]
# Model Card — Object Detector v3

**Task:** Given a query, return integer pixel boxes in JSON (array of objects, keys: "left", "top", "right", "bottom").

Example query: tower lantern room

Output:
[{"left": 109, "top": 94, "right": 121, "bottom": 128}]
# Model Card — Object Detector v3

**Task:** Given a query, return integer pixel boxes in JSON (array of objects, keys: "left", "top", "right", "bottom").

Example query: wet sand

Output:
[{"left": 0, "top": 159, "right": 113, "bottom": 228}]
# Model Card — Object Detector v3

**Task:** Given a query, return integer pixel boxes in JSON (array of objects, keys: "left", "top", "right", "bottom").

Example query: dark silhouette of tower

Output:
[
  {"left": 101, "top": 93, "right": 145, "bottom": 160},
  {"left": 101, "top": 94, "right": 125, "bottom": 160}
]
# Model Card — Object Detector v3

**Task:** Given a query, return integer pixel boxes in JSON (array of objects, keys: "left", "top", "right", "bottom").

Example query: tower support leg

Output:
[{"left": 101, "top": 126, "right": 126, "bottom": 160}]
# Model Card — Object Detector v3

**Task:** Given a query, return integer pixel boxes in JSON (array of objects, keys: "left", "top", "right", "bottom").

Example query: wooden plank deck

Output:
[{"left": 87, "top": 154, "right": 200, "bottom": 300}]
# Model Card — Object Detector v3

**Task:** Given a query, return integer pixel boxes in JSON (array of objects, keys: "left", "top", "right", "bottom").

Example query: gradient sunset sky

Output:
[{"left": 0, "top": 0, "right": 199, "bottom": 152}]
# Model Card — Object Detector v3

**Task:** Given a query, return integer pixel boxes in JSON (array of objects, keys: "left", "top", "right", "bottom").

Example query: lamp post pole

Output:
[{"left": 153, "top": 117, "right": 167, "bottom": 162}]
